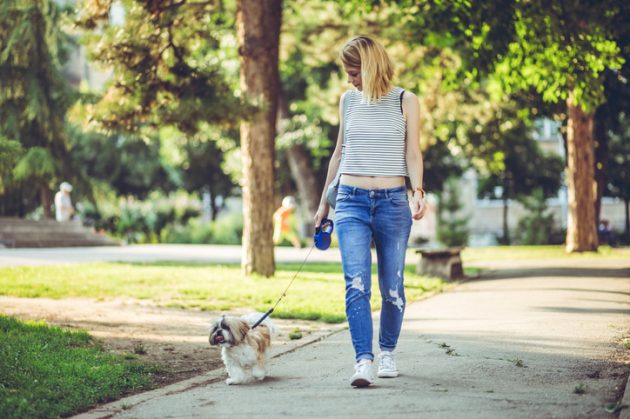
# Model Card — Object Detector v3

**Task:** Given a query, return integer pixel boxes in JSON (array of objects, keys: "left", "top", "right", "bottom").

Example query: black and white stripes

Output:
[{"left": 340, "top": 87, "right": 408, "bottom": 177}]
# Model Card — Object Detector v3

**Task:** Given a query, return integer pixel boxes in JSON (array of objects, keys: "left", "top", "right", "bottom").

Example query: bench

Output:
[{"left": 415, "top": 247, "right": 464, "bottom": 281}]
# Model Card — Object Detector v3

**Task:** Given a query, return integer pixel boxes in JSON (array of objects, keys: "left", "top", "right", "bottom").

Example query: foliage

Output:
[
  {"left": 77, "top": 0, "right": 241, "bottom": 134},
  {"left": 81, "top": 191, "right": 201, "bottom": 243},
  {"left": 437, "top": 177, "right": 469, "bottom": 247},
  {"left": 12, "top": 147, "right": 57, "bottom": 183},
  {"left": 475, "top": 116, "right": 564, "bottom": 201},
  {"left": 0, "top": 315, "right": 157, "bottom": 419},
  {"left": 0, "top": 136, "right": 22, "bottom": 192},
  {"left": 389, "top": 0, "right": 627, "bottom": 110},
  {"left": 514, "top": 189, "right": 564, "bottom": 245},
  {"left": 161, "top": 213, "right": 243, "bottom": 245},
  {"left": 0, "top": 0, "right": 76, "bottom": 213},
  {"left": 0, "top": 262, "right": 444, "bottom": 324},
  {"left": 604, "top": 112, "right": 630, "bottom": 203},
  {"left": 68, "top": 127, "right": 176, "bottom": 199}
]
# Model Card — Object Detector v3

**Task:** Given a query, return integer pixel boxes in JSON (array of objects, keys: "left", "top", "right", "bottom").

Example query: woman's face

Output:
[{"left": 344, "top": 65, "right": 362, "bottom": 91}]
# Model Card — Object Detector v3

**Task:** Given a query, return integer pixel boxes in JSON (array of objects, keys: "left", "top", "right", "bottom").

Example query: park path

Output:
[
  {"left": 73, "top": 257, "right": 630, "bottom": 419},
  {"left": 0, "top": 244, "right": 340, "bottom": 266}
]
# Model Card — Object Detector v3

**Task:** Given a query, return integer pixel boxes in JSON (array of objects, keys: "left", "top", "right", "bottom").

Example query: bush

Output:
[
  {"left": 515, "top": 189, "right": 563, "bottom": 245},
  {"left": 161, "top": 212, "right": 243, "bottom": 245},
  {"left": 437, "top": 177, "right": 469, "bottom": 247},
  {"left": 81, "top": 191, "right": 202, "bottom": 243}
]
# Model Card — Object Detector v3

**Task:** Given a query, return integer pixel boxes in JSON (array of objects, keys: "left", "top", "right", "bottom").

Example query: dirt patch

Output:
[{"left": 0, "top": 296, "right": 334, "bottom": 387}]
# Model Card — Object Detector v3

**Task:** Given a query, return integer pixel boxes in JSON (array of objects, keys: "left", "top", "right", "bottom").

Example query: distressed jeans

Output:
[{"left": 334, "top": 184, "right": 412, "bottom": 362}]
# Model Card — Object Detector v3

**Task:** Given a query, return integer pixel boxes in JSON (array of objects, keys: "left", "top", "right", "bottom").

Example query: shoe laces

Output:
[
  {"left": 355, "top": 359, "right": 372, "bottom": 374},
  {"left": 379, "top": 352, "right": 396, "bottom": 370}
]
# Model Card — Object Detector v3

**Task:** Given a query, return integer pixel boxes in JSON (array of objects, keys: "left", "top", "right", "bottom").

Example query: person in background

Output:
[
  {"left": 54, "top": 182, "right": 75, "bottom": 222},
  {"left": 273, "top": 196, "right": 302, "bottom": 248}
]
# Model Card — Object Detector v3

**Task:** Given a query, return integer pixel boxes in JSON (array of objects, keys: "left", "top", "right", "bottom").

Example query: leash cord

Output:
[{"left": 251, "top": 244, "right": 316, "bottom": 329}]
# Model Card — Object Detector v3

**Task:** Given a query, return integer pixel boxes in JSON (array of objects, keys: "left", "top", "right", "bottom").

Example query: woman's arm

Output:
[
  {"left": 403, "top": 91, "right": 426, "bottom": 220},
  {"left": 314, "top": 93, "right": 347, "bottom": 228}
]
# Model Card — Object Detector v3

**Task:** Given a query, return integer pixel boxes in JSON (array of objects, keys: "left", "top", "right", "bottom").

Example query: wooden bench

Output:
[{"left": 415, "top": 247, "right": 464, "bottom": 280}]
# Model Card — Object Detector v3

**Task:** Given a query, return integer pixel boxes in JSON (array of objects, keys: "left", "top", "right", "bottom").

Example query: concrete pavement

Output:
[
  {"left": 0, "top": 244, "right": 341, "bottom": 266},
  {"left": 74, "top": 258, "right": 630, "bottom": 419}
]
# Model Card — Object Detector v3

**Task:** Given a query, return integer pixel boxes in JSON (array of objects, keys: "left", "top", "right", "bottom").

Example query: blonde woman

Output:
[{"left": 314, "top": 36, "right": 426, "bottom": 388}]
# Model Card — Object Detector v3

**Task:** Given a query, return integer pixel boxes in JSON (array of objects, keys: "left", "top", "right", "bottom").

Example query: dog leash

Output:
[
  {"left": 250, "top": 244, "right": 315, "bottom": 329},
  {"left": 251, "top": 219, "right": 334, "bottom": 329}
]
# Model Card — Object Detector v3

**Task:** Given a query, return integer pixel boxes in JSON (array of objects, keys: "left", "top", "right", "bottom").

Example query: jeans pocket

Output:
[
  {"left": 337, "top": 191, "right": 352, "bottom": 203},
  {"left": 389, "top": 194, "right": 409, "bottom": 207}
]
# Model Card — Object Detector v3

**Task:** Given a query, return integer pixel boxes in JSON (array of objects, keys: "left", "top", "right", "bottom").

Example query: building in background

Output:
[{"left": 412, "top": 118, "right": 626, "bottom": 247}]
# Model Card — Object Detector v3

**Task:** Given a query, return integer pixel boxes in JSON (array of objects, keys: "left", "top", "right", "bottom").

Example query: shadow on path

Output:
[{"left": 478, "top": 266, "right": 630, "bottom": 280}]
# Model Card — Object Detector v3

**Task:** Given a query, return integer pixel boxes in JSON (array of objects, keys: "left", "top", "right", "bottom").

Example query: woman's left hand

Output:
[{"left": 410, "top": 191, "right": 426, "bottom": 220}]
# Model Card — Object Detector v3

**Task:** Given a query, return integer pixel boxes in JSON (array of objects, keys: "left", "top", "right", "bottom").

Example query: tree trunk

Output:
[
  {"left": 502, "top": 195, "right": 510, "bottom": 245},
  {"left": 286, "top": 145, "right": 320, "bottom": 219},
  {"left": 41, "top": 185, "right": 52, "bottom": 219},
  {"left": 565, "top": 94, "right": 598, "bottom": 252},
  {"left": 237, "top": 0, "right": 282, "bottom": 276},
  {"left": 625, "top": 198, "right": 629, "bottom": 243},
  {"left": 593, "top": 106, "right": 608, "bottom": 229},
  {"left": 277, "top": 92, "right": 320, "bottom": 220}
]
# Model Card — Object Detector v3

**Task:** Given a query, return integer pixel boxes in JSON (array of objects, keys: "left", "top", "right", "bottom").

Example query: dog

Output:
[{"left": 208, "top": 313, "right": 275, "bottom": 385}]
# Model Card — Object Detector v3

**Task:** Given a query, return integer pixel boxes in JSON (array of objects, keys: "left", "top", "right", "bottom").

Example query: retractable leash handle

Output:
[{"left": 314, "top": 218, "right": 334, "bottom": 251}]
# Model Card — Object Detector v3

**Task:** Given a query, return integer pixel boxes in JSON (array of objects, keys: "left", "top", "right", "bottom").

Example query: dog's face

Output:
[{"left": 209, "top": 315, "right": 250, "bottom": 347}]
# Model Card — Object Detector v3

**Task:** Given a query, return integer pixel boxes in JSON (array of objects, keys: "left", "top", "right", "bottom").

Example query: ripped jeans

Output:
[{"left": 334, "top": 184, "right": 412, "bottom": 362}]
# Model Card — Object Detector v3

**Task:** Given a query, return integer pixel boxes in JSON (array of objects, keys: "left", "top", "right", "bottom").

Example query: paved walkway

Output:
[
  {"left": 73, "top": 257, "right": 630, "bottom": 419},
  {"left": 0, "top": 244, "right": 340, "bottom": 266}
]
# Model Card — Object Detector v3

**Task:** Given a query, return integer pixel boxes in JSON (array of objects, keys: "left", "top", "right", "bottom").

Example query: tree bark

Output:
[
  {"left": 41, "top": 185, "right": 52, "bottom": 219},
  {"left": 286, "top": 145, "right": 320, "bottom": 219},
  {"left": 625, "top": 198, "right": 629, "bottom": 243},
  {"left": 277, "top": 92, "right": 320, "bottom": 220},
  {"left": 237, "top": 0, "right": 282, "bottom": 276},
  {"left": 593, "top": 106, "right": 608, "bottom": 228},
  {"left": 565, "top": 94, "right": 598, "bottom": 252},
  {"left": 502, "top": 195, "right": 510, "bottom": 245}
]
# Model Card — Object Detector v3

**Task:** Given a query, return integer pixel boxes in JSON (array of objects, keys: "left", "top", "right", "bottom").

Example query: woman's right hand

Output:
[{"left": 314, "top": 204, "right": 330, "bottom": 229}]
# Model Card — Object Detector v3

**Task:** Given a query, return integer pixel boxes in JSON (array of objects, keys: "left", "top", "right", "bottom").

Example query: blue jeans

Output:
[{"left": 334, "top": 184, "right": 412, "bottom": 362}]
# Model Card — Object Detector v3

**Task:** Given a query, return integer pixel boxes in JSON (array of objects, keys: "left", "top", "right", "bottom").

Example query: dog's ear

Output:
[
  {"left": 208, "top": 318, "right": 220, "bottom": 333},
  {"left": 236, "top": 319, "right": 250, "bottom": 342}
]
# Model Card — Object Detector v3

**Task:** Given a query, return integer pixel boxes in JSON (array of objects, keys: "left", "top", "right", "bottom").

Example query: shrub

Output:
[
  {"left": 515, "top": 189, "right": 563, "bottom": 245},
  {"left": 161, "top": 212, "right": 243, "bottom": 245}
]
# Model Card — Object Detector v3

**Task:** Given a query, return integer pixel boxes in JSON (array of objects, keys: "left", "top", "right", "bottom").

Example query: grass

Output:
[
  {"left": 0, "top": 262, "right": 444, "bottom": 324},
  {"left": 0, "top": 315, "right": 158, "bottom": 419},
  {"left": 460, "top": 245, "right": 628, "bottom": 263}
]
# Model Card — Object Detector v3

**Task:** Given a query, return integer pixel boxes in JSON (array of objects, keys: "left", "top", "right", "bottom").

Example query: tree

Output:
[
  {"left": 604, "top": 112, "right": 630, "bottom": 242},
  {"left": 0, "top": 0, "right": 75, "bottom": 217},
  {"left": 472, "top": 105, "right": 564, "bottom": 243},
  {"left": 237, "top": 0, "right": 282, "bottom": 276},
  {"left": 77, "top": 0, "right": 241, "bottom": 135},
  {"left": 387, "top": 0, "right": 627, "bottom": 252},
  {"left": 437, "top": 177, "right": 469, "bottom": 247}
]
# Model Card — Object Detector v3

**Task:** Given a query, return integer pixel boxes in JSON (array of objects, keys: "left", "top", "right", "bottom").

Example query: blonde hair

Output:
[{"left": 340, "top": 36, "right": 394, "bottom": 102}]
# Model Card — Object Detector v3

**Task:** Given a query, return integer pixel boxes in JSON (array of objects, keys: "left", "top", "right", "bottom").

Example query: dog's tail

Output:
[{"left": 241, "top": 312, "right": 277, "bottom": 336}]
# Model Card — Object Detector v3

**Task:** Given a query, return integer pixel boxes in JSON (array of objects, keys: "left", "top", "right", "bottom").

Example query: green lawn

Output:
[
  {"left": 0, "top": 262, "right": 444, "bottom": 323},
  {"left": 0, "top": 315, "right": 158, "bottom": 419},
  {"left": 461, "top": 245, "right": 629, "bottom": 263}
]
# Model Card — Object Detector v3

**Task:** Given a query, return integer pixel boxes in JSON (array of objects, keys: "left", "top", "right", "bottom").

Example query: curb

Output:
[
  {"left": 619, "top": 373, "right": 630, "bottom": 419},
  {"left": 72, "top": 324, "right": 347, "bottom": 419}
]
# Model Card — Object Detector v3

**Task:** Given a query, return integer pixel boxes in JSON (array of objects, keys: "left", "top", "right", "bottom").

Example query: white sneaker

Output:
[
  {"left": 350, "top": 359, "right": 374, "bottom": 387},
  {"left": 377, "top": 351, "right": 398, "bottom": 378}
]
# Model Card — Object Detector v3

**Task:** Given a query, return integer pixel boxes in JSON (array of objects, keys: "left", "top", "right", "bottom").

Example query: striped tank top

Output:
[{"left": 340, "top": 87, "right": 408, "bottom": 177}]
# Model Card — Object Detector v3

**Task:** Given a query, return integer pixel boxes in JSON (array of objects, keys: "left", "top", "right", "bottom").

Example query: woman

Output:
[{"left": 314, "top": 36, "right": 426, "bottom": 388}]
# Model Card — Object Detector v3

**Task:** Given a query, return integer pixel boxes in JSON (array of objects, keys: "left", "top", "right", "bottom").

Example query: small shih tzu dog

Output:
[{"left": 208, "top": 313, "right": 275, "bottom": 385}]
